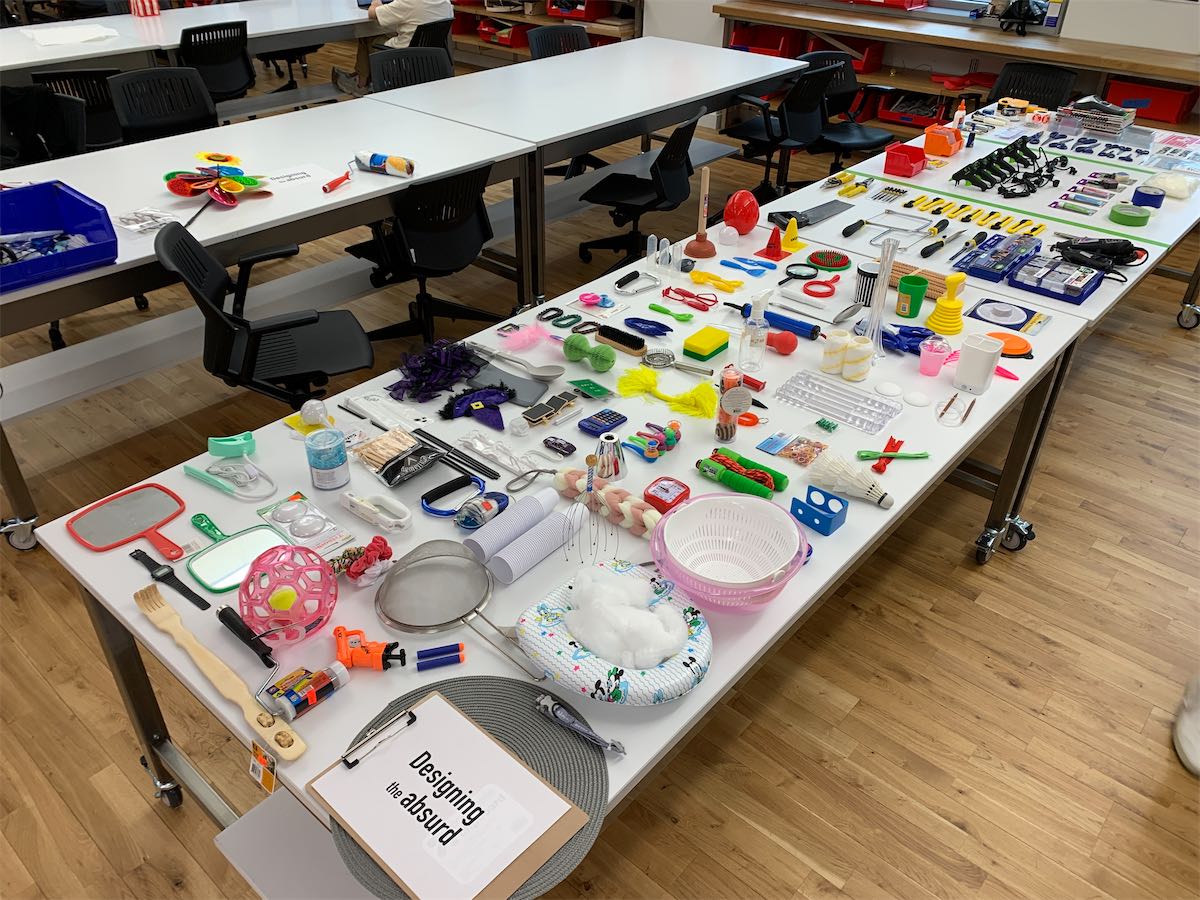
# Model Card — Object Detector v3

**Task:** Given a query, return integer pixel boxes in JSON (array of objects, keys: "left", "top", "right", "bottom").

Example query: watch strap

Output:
[{"left": 130, "top": 549, "right": 210, "bottom": 611}]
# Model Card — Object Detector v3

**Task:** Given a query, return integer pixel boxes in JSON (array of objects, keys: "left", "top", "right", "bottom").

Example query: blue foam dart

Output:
[{"left": 790, "top": 484, "right": 848, "bottom": 536}]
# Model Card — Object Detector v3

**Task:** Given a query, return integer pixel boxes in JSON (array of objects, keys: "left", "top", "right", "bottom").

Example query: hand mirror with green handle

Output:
[{"left": 186, "top": 513, "right": 289, "bottom": 593}]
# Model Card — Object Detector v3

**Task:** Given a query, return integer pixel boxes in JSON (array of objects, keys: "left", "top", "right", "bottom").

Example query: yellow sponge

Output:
[{"left": 683, "top": 326, "right": 730, "bottom": 361}]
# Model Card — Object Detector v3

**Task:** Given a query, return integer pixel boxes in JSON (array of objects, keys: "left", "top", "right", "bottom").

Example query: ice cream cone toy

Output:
[
  {"left": 924, "top": 271, "right": 967, "bottom": 336},
  {"left": 685, "top": 167, "right": 717, "bottom": 259},
  {"left": 755, "top": 225, "right": 788, "bottom": 262},
  {"left": 780, "top": 217, "right": 806, "bottom": 253}
]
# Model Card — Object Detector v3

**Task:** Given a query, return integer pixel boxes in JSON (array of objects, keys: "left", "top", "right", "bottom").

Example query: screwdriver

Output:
[
  {"left": 925, "top": 218, "right": 950, "bottom": 235},
  {"left": 919, "top": 228, "right": 965, "bottom": 258},
  {"left": 949, "top": 230, "right": 989, "bottom": 262}
]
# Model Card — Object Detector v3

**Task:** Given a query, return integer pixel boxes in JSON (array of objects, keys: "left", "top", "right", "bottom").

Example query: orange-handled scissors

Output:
[{"left": 661, "top": 286, "right": 718, "bottom": 310}]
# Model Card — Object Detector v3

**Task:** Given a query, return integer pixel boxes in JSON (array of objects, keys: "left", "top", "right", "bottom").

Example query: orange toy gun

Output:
[{"left": 334, "top": 626, "right": 406, "bottom": 671}]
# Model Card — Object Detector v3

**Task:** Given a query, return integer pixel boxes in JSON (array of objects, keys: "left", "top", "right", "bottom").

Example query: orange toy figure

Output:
[{"left": 334, "top": 625, "right": 406, "bottom": 671}]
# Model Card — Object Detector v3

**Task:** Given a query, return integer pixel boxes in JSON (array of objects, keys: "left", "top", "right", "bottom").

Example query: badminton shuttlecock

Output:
[{"left": 808, "top": 452, "right": 894, "bottom": 509}]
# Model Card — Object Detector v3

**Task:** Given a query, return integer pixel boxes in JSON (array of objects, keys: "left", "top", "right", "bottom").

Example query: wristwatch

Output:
[{"left": 129, "top": 550, "right": 211, "bottom": 611}]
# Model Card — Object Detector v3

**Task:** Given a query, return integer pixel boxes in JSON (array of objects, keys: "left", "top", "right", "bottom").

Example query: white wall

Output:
[
  {"left": 642, "top": 0, "right": 725, "bottom": 47},
  {"left": 1059, "top": 0, "right": 1200, "bottom": 56}
]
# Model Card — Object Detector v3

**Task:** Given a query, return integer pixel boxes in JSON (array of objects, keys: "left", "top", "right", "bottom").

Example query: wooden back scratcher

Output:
[{"left": 133, "top": 585, "right": 306, "bottom": 760}]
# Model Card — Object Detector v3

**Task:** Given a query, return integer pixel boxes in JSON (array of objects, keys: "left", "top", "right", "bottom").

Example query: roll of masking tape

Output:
[
  {"left": 1109, "top": 203, "right": 1151, "bottom": 227},
  {"left": 1131, "top": 185, "right": 1165, "bottom": 209}
]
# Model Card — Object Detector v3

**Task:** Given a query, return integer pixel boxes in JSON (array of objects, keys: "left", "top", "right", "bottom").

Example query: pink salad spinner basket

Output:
[
  {"left": 238, "top": 545, "right": 338, "bottom": 647},
  {"left": 649, "top": 493, "right": 808, "bottom": 612}
]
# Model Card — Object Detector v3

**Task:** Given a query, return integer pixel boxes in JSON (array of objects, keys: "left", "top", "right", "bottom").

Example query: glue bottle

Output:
[
  {"left": 952, "top": 99, "right": 967, "bottom": 130},
  {"left": 738, "top": 291, "right": 770, "bottom": 373},
  {"left": 263, "top": 662, "right": 349, "bottom": 721}
]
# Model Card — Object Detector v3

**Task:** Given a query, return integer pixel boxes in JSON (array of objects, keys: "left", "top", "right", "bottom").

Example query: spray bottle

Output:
[{"left": 737, "top": 290, "right": 770, "bottom": 373}]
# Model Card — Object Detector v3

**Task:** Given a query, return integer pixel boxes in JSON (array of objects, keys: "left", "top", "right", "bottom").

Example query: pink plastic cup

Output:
[{"left": 919, "top": 336, "right": 952, "bottom": 376}]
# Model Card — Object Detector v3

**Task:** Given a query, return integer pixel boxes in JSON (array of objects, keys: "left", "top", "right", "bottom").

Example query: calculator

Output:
[{"left": 578, "top": 408, "right": 627, "bottom": 436}]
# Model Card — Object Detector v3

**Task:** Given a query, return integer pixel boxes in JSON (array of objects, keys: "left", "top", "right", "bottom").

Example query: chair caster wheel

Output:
[
  {"left": 5, "top": 526, "right": 37, "bottom": 551},
  {"left": 134, "top": 294, "right": 150, "bottom": 311},
  {"left": 1001, "top": 519, "right": 1035, "bottom": 552},
  {"left": 975, "top": 546, "right": 993, "bottom": 565},
  {"left": 1178, "top": 305, "right": 1199, "bottom": 330},
  {"left": 159, "top": 786, "right": 183, "bottom": 808},
  {"left": 579, "top": 248, "right": 592, "bottom": 263}
]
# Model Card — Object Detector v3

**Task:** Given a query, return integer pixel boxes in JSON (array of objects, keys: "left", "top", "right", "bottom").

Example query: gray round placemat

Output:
[{"left": 332, "top": 676, "right": 608, "bottom": 900}]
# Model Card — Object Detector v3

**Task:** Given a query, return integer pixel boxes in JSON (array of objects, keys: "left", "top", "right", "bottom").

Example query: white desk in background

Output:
[
  {"left": 0, "top": 0, "right": 383, "bottom": 81},
  {"left": 36, "top": 241, "right": 1085, "bottom": 893},
  {"left": 0, "top": 97, "right": 533, "bottom": 551},
  {"left": 369, "top": 36, "right": 807, "bottom": 302}
]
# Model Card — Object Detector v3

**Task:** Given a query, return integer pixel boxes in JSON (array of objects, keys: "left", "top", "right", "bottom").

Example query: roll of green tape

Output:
[{"left": 1109, "top": 203, "right": 1151, "bottom": 227}]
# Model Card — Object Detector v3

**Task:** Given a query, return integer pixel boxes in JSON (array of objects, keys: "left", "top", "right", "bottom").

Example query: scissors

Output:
[{"left": 661, "top": 286, "right": 718, "bottom": 310}]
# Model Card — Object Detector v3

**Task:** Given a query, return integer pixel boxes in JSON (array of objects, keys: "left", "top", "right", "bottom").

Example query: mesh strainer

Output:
[{"left": 649, "top": 494, "right": 808, "bottom": 611}]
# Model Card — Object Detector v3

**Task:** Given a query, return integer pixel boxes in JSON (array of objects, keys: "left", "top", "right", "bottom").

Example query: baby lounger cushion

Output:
[{"left": 516, "top": 560, "right": 713, "bottom": 705}]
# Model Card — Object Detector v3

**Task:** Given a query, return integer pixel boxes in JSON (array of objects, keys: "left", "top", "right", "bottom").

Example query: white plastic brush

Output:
[{"left": 808, "top": 452, "right": 895, "bottom": 509}]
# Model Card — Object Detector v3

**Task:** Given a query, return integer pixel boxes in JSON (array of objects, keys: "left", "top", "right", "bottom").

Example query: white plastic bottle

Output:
[{"left": 738, "top": 291, "right": 770, "bottom": 373}]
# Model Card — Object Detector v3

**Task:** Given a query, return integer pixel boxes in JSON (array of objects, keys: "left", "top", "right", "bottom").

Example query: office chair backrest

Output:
[
  {"left": 54, "top": 93, "right": 87, "bottom": 156},
  {"left": 650, "top": 109, "right": 703, "bottom": 208},
  {"left": 109, "top": 67, "right": 218, "bottom": 143},
  {"left": 389, "top": 165, "right": 494, "bottom": 275},
  {"left": 797, "top": 51, "right": 859, "bottom": 120},
  {"left": 987, "top": 62, "right": 1076, "bottom": 110},
  {"left": 371, "top": 47, "right": 453, "bottom": 91},
  {"left": 779, "top": 61, "right": 845, "bottom": 143},
  {"left": 409, "top": 18, "right": 454, "bottom": 58},
  {"left": 154, "top": 222, "right": 237, "bottom": 375},
  {"left": 0, "top": 84, "right": 82, "bottom": 165},
  {"left": 31, "top": 68, "right": 122, "bottom": 150},
  {"left": 178, "top": 21, "right": 255, "bottom": 101},
  {"left": 527, "top": 24, "right": 590, "bottom": 59}
]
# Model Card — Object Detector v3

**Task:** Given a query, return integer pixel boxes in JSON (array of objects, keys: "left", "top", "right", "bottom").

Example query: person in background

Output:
[{"left": 332, "top": 0, "right": 453, "bottom": 95}]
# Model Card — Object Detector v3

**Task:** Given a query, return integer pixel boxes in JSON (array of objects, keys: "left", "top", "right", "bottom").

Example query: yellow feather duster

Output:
[{"left": 616, "top": 367, "right": 717, "bottom": 418}]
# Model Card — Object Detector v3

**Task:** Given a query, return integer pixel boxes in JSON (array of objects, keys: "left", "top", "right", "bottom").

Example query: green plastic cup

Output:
[{"left": 896, "top": 274, "right": 929, "bottom": 319}]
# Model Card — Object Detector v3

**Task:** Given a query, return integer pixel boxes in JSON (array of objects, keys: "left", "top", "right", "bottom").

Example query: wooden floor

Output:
[{"left": 1, "top": 40, "right": 1198, "bottom": 900}]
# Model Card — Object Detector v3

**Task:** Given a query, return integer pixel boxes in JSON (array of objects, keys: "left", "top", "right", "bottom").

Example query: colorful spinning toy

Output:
[{"left": 163, "top": 152, "right": 271, "bottom": 211}]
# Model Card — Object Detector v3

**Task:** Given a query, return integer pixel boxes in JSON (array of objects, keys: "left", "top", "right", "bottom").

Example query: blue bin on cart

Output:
[{"left": 0, "top": 181, "right": 118, "bottom": 293}]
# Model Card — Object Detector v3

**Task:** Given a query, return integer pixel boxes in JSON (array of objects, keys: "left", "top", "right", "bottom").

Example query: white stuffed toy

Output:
[{"left": 563, "top": 568, "right": 687, "bottom": 670}]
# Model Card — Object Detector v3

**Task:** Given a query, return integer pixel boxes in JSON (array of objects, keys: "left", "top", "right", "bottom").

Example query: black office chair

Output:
[
  {"left": 722, "top": 61, "right": 843, "bottom": 202},
  {"left": 0, "top": 86, "right": 84, "bottom": 165},
  {"left": 256, "top": 45, "right": 323, "bottom": 92},
  {"left": 31, "top": 68, "right": 122, "bottom": 151},
  {"left": 109, "top": 67, "right": 219, "bottom": 143},
  {"left": 177, "top": 21, "right": 256, "bottom": 103},
  {"left": 526, "top": 24, "right": 605, "bottom": 179},
  {"left": 370, "top": 47, "right": 453, "bottom": 91},
  {"left": 987, "top": 62, "right": 1077, "bottom": 111},
  {"left": 577, "top": 110, "right": 703, "bottom": 273},
  {"left": 800, "top": 51, "right": 895, "bottom": 175},
  {"left": 154, "top": 222, "right": 374, "bottom": 408},
  {"left": 409, "top": 17, "right": 454, "bottom": 58},
  {"left": 345, "top": 166, "right": 504, "bottom": 345}
]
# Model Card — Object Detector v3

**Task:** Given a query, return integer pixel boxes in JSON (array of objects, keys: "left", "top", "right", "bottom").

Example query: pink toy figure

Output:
[{"left": 238, "top": 545, "right": 338, "bottom": 647}]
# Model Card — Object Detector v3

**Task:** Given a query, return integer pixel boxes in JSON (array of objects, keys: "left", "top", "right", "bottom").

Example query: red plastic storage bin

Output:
[
  {"left": 477, "top": 18, "right": 532, "bottom": 46},
  {"left": 451, "top": 11, "right": 477, "bottom": 34},
  {"left": 804, "top": 35, "right": 884, "bottom": 74},
  {"left": 729, "top": 24, "right": 807, "bottom": 57},
  {"left": 546, "top": 0, "right": 612, "bottom": 21},
  {"left": 884, "top": 142, "right": 926, "bottom": 177},
  {"left": 1104, "top": 78, "right": 1199, "bottom": 124},
  {"left": 833, "top": 0, "right": 927, "bottom": 8},
  {"left": 877, "top": 92, "right": 947, "bottom": 129}
]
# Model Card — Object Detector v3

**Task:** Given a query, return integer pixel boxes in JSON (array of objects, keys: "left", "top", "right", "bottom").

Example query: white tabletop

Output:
[
  {"left": 368, "top": 36, "right": 807, "bottom": 146},
  {"left": 0, "top": 98, "right": 531, "bottom": 308},
  {"left": 36, "top": 231, "right": 1087, "bottom": 819},
  {"left": 0, "top": 15, "right": 157, "bottom": 72},
  {"left": 838, "top": 126, "right": 1200, "bottom": 325}
]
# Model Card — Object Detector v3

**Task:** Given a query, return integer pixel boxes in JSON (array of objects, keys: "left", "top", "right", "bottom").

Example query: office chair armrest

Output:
[
  {"left": 735, "top": 93, "right": 782, "bottom": 142},
  {"left": 231, "top": 244, "right": 301, "bottom": 316},
  {"left": 245, "top": 309, "right": 320, "bottom": 335}
]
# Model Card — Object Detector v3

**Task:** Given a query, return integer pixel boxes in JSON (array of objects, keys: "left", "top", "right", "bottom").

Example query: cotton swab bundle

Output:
[
  {"left": 616, "top": 367, "right": 717, "bottom": 418},
  {"left": 807, "top": 451, "right": 895, "bottom": 509},
  {"left": 498, "top": 323, "right": 552, "bottom": 351}
]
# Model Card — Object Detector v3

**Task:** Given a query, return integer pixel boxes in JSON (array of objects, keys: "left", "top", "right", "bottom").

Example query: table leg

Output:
[
  {"left": 0, "top": 423, "right": 38, "bottom": 551},
  {"left": 972, "top": 340, "right": 1076, "bottom": 564},
  {"left": 82, "top": 586, "right": 238, "bottom": 828},
  {"left": 519, "top": 147, "right": 546, "bottom": 305}
]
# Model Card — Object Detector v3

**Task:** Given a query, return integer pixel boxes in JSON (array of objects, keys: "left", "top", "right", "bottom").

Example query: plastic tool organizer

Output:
[{"left": 774, "top": 371, "right": 903, "bottom": 435}]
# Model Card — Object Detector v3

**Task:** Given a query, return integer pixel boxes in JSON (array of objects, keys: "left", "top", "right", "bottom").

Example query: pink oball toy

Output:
[{"left": 238, "top": 545, "right": 338, "bottom": 647}]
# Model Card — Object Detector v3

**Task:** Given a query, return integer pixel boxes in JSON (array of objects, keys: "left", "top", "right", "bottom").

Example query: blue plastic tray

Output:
[{"left": 0, "top": 181, "right": 118, "bottom": 293}]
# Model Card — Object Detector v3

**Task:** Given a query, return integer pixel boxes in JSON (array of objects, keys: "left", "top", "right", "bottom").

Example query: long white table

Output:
[
  {"left": 1, "top": 0, "right": 383, "bottom": 80},
  {"left": 370, "top": 36, "right": 807, "bottom": 302},
  {"left": 36, "top": 231, "right": 1086, "bottom": 888}
]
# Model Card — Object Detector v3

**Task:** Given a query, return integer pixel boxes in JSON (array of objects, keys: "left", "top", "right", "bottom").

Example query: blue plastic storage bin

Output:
[{"left": 0, "top": 181, "right": 118, "bottom": 293}]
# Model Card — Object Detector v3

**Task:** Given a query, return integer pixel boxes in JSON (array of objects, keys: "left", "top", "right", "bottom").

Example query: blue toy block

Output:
[{"left": 790, "top": 485, "right": 848, "bottom": 536}]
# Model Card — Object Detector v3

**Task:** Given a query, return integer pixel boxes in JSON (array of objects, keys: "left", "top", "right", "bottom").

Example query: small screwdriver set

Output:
[{"left": 953, "top": 234, "right": 1042, "bottom": 282}]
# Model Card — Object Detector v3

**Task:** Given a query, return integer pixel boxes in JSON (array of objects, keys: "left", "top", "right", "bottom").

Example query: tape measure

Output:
[
  {"left": 1131, "top": 185, "right": 1165, "bottom": 209},
  {"left": 1109, "top": 203, "right": 1151, "bottom": 227}
]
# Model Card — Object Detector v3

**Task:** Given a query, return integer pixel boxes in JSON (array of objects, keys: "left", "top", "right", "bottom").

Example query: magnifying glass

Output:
[{"left": 778, "top": 263, "right": 820, "bottom": 286}]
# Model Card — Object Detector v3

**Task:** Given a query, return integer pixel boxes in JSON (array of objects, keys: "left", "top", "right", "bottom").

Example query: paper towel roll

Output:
[
  {"left": 488, "top": 503, "right": 587, "bottom": 585},
  {"left": 462, "top": 486, "right": 558, "bottom": 562}
]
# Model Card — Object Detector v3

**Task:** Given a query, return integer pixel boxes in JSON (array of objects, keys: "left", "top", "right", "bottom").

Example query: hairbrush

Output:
[
  {"left": 562, "top": 333, "right": 617, "bottom": 372},
  {"left": 595, "top": 325, "right": 647, "bottom": 357}
]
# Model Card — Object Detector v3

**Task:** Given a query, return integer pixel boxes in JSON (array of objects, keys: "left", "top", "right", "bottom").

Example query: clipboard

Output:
[{"left": 307, "top": 692, "right": 588, "bottom": 900}]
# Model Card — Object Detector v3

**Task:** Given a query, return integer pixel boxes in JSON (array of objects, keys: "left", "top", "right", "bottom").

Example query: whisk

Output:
[{"left": 807, "top": 451, "right": 895, "bottom": 509}]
